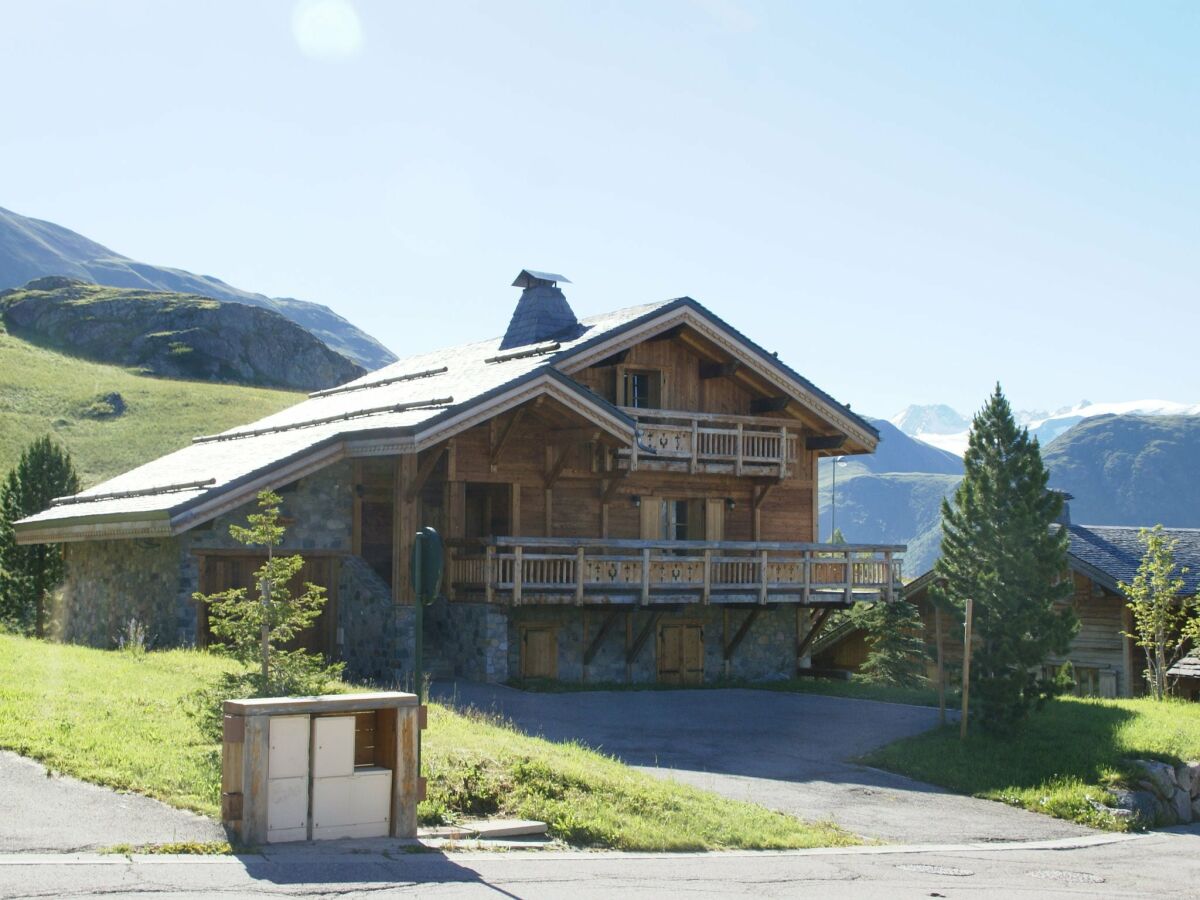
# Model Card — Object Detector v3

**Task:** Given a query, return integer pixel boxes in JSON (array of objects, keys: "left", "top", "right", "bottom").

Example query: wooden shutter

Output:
[
  {"left": 640, "top": 498, "right": 664, "bottom": 540},
  {"left": 705, "top": 499, "right": 725, "bottom": 542}
]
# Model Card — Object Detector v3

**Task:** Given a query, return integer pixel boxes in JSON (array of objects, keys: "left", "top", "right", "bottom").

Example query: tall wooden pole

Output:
[
  {"left": 935, "top": 604, "right": 945, "bottom": 727},
  {"left": 960, "top": 597, "right": 974, "bottom": 740}
]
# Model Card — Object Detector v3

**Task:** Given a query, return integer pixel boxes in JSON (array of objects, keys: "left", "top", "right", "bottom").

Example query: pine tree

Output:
[
  {"left": 191, "top": 490, "right": 343, "bottom": 734},
  {"left": 934, "top": 385, "right": 1076, "bottom": 732},
  {"left": 0, "top": 437, "right": 79, "bottom": 637},
  {"left": 852, "top": 598, "right": 929, "bottom": 688}
]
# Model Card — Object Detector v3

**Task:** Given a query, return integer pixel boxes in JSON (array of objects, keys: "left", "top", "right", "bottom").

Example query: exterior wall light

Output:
[
  {"left": 725, "top": 497, "right": 736, "bottom": 511},
  {"left": 631, "top": 495, "right": 641, "bottom": 508}
]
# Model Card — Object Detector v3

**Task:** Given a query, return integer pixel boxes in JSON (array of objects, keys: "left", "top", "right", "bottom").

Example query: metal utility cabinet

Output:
[{"left": 221, "top": 692, "right": 425, "bottom": 845}]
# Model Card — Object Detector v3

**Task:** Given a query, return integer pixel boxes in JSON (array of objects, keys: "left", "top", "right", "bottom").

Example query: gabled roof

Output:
[
  {"left": 1064, "top": 524, "right": 1200, "bottom": 597},
  {"left": 903, "top": 524, "right": 1200, "bottom": 601},
  {"left": 16, "top": 295, "right": 878, "bottom": 543}
]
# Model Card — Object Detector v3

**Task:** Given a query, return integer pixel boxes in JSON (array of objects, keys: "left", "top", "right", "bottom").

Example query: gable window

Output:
[{"left": 622, "top": 369, "right": 662, "bottom": 409}]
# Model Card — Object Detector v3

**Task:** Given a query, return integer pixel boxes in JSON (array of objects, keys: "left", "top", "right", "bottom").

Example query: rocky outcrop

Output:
[
  {"left": 1104, "top": 759, "right": 1200, "bottom": 827},
  {"left": 0, "top": 278, "right": 364, "bottom": 391}
]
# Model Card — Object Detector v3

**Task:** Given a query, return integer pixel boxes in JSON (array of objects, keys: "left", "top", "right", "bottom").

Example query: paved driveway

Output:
[
  {"left": 0, "top": 752, "right": 224, "bottom": 852},
  {"left": 434, "top": 683, "right": 1096, "bottom": 845}
]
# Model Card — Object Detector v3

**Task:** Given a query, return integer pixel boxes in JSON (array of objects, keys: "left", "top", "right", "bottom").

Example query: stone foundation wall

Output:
[
  {"left": 337, "top": 555, "right": 415, "bottom": 684},
  {"left": 507, "top": 605, "right": 802, "bottom": 685},
  {"left": 58, "top": 538, "right": 183, "bottom": 648},
  {"left": 426, "top": 600, "right": 509, "bottom": 682}
]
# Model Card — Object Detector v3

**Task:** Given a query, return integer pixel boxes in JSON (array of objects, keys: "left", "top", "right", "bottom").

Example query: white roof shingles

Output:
[{"left": 17, "top": 302, "right": 666, "bottom": 536}]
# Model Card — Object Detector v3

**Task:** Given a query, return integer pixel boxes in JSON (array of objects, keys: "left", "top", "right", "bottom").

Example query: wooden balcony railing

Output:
[
  {"left": 615, "top": 408, "right": 799, "bottom": 477},
  {"left": 449, "top": 537, "right": 903, "bottom": 606}
]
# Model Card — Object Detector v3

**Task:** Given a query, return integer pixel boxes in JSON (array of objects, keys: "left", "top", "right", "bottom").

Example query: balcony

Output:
[
  {"left": 449, "top": 537, "right": 903, "bottom": 607},
  {"left": 616, "top": 408, "right": 799, "bottom": 477}
]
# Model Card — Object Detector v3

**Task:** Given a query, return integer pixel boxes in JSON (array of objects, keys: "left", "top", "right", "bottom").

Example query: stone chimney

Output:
[
  {"left": 1051, "top": 490, "right": 1073, "bottom": 526},
  {"left": 500, "top": 270, "right": 580, "bottom": 350}
]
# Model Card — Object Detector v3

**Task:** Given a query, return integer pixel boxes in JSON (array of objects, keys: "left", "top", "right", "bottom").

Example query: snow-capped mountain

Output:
[{"left": 892, "top": 400, "right": 1200, "bottom": 456}]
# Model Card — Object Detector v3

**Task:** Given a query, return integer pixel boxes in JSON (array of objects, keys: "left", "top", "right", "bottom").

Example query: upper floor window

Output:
[{"left": 623, "top": 369, "right": 662, "bottom": 409}]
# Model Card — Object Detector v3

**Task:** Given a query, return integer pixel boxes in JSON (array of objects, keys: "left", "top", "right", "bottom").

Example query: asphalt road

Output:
[
  {"left": 435, "top": 683, "right": 1096, "bottom": 844},
  {"left": 0, "top": 752, "right": 224, "bottom": 852},
  {"left": 2, "top": 830, "right": 1198, "bottom": 898}
]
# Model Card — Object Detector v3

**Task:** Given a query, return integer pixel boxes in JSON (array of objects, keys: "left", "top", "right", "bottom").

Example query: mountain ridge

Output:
[{"left": 0, "top": 205, "right": 396, "bottom": 371}]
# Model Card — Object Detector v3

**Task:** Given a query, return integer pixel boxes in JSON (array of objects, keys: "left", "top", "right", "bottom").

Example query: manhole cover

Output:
[
  {"left": 1027, "top": 870, "right": 1105, "bottom": 884},
  {"left": 895, "top": 864, "right": 975, "bottom": 877}
]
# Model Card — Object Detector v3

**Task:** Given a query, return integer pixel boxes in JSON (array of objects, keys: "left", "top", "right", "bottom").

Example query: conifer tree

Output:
[
  {"left": 852, "top": 598, "right": 929, "bottom": 688},
  {"left": 0, "top": 437, "right": 79, "bottom": 637},
  {"left": 934, "top": 385, "right": 1076, "bottom": 731}
]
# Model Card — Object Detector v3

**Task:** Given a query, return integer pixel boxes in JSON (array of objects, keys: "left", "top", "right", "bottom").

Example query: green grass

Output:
[
  {"left": 0, "top": 330, "right": 299, "bottom": 486},
  {"left": 509, "top": 675, "right": 943, "bottom": 708},
  {"left": 0, "top": 635, "right": 854, "bottom": 850},
  {"left": 862, "top": 696, "right": 1200, "bottom": 830}
]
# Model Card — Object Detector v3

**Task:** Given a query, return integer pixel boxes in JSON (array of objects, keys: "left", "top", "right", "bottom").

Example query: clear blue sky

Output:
[{"left": 2, "top": 1, "right": 1195, "bottom": 418}]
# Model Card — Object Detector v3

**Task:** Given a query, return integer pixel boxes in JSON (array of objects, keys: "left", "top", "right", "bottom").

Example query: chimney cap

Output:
[{"left": 512, "top": 269, "right": 572, "bottom": 289}]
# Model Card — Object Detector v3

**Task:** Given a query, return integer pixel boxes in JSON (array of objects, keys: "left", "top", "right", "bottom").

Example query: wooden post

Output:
[
  {"left": 702, "top": 548, "right": 712, "bottom": 604},
  {"left": 575, "top": 546, "right": 585, "bottom": 605},
  {"left": 735, "top": 423, "right": 744, "bottom": 476},
  {"left": 395, "top": 454, "right": 419, "bottom": 603},
  {"left": 513, "top": 546, "right": 523, "bottom": 606},
  {"left": 690, "top": 419, "right": 699, "bottom": 474},
  {"left": 935, "top": 604, "right": 946, "bottom": 727},
  {"left": 779, "top": 425, "right": 788, "bottom": 478},
  {"left": 758, "top": 549, "right": 769, "bottom": 604},
  {"left": 960, "top": 597, "right": 973, "bottom": 740},
  {"left": 484, "top": 545, "right": 495, "bottom": 604},
  {"left": 641, "top": 547, "right": 651, "bottom": 605}
]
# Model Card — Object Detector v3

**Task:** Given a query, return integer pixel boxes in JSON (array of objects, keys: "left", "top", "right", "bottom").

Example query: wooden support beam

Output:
[
  {"left": 626, "top": 611, "right": 661, "bottom": 664},
  {"left": 583, "top": 609, "right": 623, "bottom": 666},
  {"left": 795, "top": 607, "right": 834, "bottom": 660},
  {"left": 750, "top": 396, "right": 790, "bottom": 414},
  {"left": 489, "top": 408, "right": 526, "bottom": 471},
  {"left": 551, "top": 426, "right": 603, "bottom": 443},
  {"left": 699, "top": 360, "right": 741, "bottom": 380},
  {"left": 648, "top": 325, "right": 684, "bottom": 343},
  {"left": 406, "top": 443, "right": 447, "bottom": 503},
  {"left": 806, "top": 433, "right": 846, "bottom": 452},
  {"left": 594, "top": 349, "right": 630, "bottom": 367},
  {"left": 601, "top": 473, "right": 628, "bottom": 504},
  {"left": 394, "top": 454, "right": 418, "bottom": 603},
  {"left": 723, "top": 607, "right": 761, "bottom": 661},
  {"left": 543, "top": 443, "right": 572, "bottom": 489}
]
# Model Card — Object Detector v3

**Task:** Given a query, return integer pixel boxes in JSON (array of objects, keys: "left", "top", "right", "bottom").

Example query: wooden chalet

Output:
[
  {"left": 815, "top": 517, "right": 1200, "bottom": 699},
  {"left": 16, "top": 270, "right": 903, "bottom": 685}
]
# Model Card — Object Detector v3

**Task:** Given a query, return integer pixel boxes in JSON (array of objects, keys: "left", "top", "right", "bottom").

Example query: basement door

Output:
[
  {"left": 657, "top": 623, "right": 704, "bottom": 685},
  {"left": 520, "top": 625, "right": 557, "bottom": 679}
]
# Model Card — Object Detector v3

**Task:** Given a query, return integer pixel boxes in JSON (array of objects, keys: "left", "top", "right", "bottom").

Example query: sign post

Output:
[
  {"left": 960, "top": 597, "right": 974, "bottom": 740},
  {"left": 410, "top": 526, "right": 444, "bottom": 703}
]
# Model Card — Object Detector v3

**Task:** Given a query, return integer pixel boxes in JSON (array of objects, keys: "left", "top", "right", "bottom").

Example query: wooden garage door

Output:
[
  {"left": 658, "top": 623, "right": 704, "bottom": 685},
  {"left": 520, "top": 626, "right": 557, "bottom": 679},
  {"left": 197, "top": 554, "right": 338, "bottom": 658}
]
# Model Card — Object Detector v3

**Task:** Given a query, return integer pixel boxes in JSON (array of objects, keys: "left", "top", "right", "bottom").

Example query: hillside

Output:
[
  {"left": 895, "top": 399, "right": 1200, "bottom": 457},
  {"left": 817, "top": 420, "right": 961, "bottom": 575},
  {"left": 0, "top": 329, "right": 300, "bottom": 487},
  {"left": 1, "top": 277, "right": 363, "bottom": 391},
  {"left": 0, "top": 205, "right": 395, "bottom": 371},
  {"left": 1045, "top": 414, "right": 1200, "bottom": 527}
]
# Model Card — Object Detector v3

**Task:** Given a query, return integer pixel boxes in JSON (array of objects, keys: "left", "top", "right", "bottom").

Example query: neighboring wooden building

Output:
[
  {"left": 16, "top": 270, "right": 903, "bottom": 685},
  {"left": 815, "top": 520, "right": 1200, "bottom": 699}
]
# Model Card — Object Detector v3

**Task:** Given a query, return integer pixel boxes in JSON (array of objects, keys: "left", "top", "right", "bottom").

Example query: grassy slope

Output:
[
  {"left": 0, "top": 330, "right": 299, "bottom": 486},
  {"left": 863, "top": 696, "right": 1200, "bottom": 830},
  {"left": 0, "top": 635, "right": 854, "bottom": 850}
]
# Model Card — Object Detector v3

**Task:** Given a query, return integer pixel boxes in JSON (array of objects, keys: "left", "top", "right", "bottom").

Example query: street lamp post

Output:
[{"left": 830, "top": 455, "right": 846, "bottom": 542}]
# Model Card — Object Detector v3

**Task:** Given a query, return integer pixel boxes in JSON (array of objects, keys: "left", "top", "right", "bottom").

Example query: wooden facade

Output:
[{"left": 816, "top": 568, "right": 1142, "bottom": 698}]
